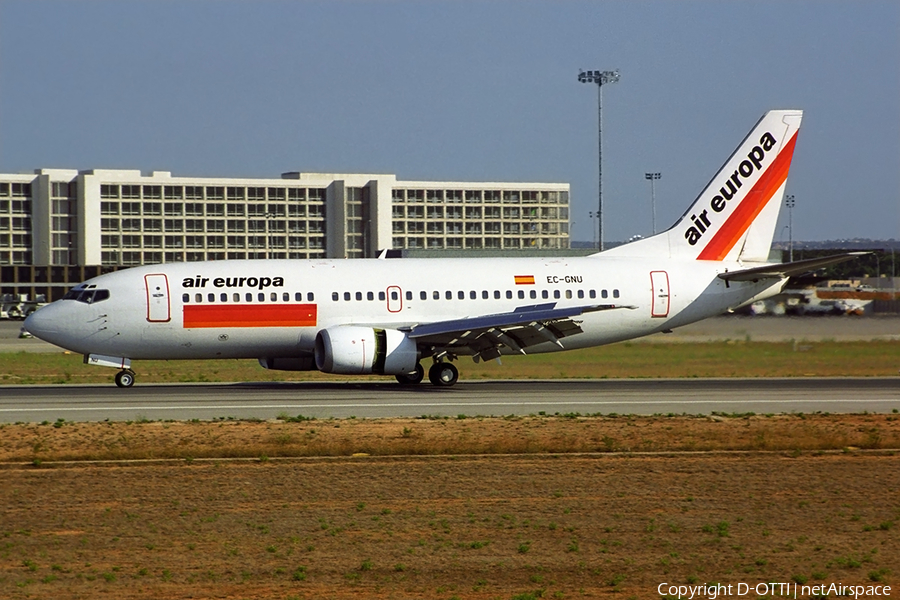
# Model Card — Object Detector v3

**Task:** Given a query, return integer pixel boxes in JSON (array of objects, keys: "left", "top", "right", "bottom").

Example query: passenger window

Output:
[
  {"left": 355, "top": 292, "right": 362, "bottom": 301},
  {"left": 295, "top": 292, "right": 302, "bottom": 301},
  {"left": 406, "top": 291, "right": 412, "bottom": 301},
  {"left": 577, "top": 290, "right": 584, "bottom": 299},
  {"left": 332, "top": 292, "right": 339, "bottom": 301},
  {"left": 367, "top": 291, "right": 374, "bottom": 301},
  {"left": 589, "top": 290, "right": 596, "bottom": 299},
  {"left": 506, "top": 290, "right": 513, "bottom": 299},
  {"left": 344, "top": 292, "right": 351, "bottom": 301},
  {"left": 482, "top": 290, "right": 488, "bottom": 299},
  {"left": 271, "top": 292, "right": 278, "bottom": 301},
  {"left": 494, "top": 290, "right": 501, "bottom": 299},
  {"left": 517, "top": 290, "right": 524, "bottom": 299},
  {"left": 566, "top": 290, "right": 573, "bottom": 299},
  {"left": 613, "top": 289, "right": 620, "bottom": 298},
  {"left": 445, "top": 291, "right": 452, "bottom": 300},
  {"left": 307, "top": 292, "right": 314, "bottom": 302},
  {"left": 208, "top": 293, "right": 215, "bottom": 302},
  {"left": 391, "top": 291, "right": 399, "bottom": 301},
  {"left": 183, "top": 293, "right": 189, "bottom": 303},
  {"left": 283, "top": 292, "right": 289, "bottom": 301},
  {"left": 220, "top": 293, "right": 227, "bottom": 302},
  {"left": 195, "top": 293, "right": 202, "bottom": 303},
  {"left": 553, "top": 290, "right": 560, "bottom": 299},
  {"left": 379, "top": 291, "right": 386, "bottom": 301},
  {"left": 602, "top": 290, "right": 608, "bottom": 299},
  {"left": 458, "top": 291, "right": 465, "bottom": 300},
  {"left": 420, "top": 291, "right": 427, "bottom": 300},
  {"left": 259, "top": 293, "right": 265, "bottom": 302},
  {"left": 530, "top": 290, "right": 537, "bottom": 299},
  {"left": 246, "top": 293, "right": 253, "bottom": 302},
  {"left": 234, "top": 293, "right": 240, "bottom": 302},
  {"left": 433, "top": 291, "right": 440, "bottom": 300},
  {"left": 541, "top": 290, "right": 548, "bottom": 299}
]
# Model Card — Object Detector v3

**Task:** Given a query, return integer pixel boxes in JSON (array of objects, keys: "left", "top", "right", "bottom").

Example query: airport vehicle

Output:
[
  {"left": 1, "top": 294, "right": 46, "bottom": 320},
  {"left": 24, "top": 109, "right": 861, "bottom": 387}
]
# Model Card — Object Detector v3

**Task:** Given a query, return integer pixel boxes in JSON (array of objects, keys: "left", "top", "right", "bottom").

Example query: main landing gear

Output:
[
  {"left": 428, "top": 362, "right": 459, "bottom": 387},
  {"left": 115, "top": 369, "right": 136, "bottom": 388},
  {"left": 395, "top": 360, "right": 459, "bottom": 387},
  {"left": 395, "top": 362, "right": 425, "bottom": 385}
]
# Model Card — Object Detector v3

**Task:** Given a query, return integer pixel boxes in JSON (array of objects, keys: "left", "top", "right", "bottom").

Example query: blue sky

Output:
[{"left": 1, "top": 1, "right": 897, "bottom": 243}]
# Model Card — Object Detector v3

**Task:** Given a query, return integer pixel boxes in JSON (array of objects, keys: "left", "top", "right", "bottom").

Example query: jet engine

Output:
[{"left": 314, "top": 326, "right": 418, "bottom": 375}]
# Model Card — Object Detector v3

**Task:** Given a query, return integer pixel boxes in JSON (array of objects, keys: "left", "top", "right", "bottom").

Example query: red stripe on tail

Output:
[{"left": 697, "top": 131, "right": 798, "bottom": 261}]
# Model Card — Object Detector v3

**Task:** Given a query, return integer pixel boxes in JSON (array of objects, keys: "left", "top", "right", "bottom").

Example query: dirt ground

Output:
[{"left": 1, "top": 416, "right": 899, "bottom": 599}]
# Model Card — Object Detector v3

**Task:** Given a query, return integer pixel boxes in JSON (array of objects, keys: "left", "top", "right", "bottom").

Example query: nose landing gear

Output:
[{"left": 115, "top": 369, "right": 136, "bottom": 388}]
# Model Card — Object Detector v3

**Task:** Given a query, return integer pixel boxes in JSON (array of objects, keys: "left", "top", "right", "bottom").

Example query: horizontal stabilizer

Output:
[{"left": 717, "top": 252, "right": 870, "bottom": 282}]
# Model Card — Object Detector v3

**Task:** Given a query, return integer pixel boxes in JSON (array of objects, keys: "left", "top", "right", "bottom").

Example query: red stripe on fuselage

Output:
[
  {"left": 697, "top": 131, "right": 799, "bottom": 261},
  {"left": 183, "top": 304, "right": 317, "bottom": 328}
]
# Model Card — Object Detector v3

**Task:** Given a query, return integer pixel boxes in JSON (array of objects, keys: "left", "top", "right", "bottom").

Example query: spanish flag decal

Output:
[{"left": 514, "top": 275, "right": 535, "bottom": 285}]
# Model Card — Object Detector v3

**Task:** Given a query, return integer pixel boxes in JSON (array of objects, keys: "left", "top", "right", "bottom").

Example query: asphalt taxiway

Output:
[{"left": 0, "top": 378, "right": 897, "bottom": 423}]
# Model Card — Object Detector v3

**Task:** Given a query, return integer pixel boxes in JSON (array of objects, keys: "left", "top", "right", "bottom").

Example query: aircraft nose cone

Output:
[{"left": 24, "top": 304, "right": 61, "bottom": 340}]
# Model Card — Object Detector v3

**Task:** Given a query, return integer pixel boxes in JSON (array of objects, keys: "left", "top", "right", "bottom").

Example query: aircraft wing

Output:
[
  {"left": 717, "top": 252, "right": 870, "bottom": 282},
  {"left": 402, "top": 302, "right": 636, "bottom": 362}
]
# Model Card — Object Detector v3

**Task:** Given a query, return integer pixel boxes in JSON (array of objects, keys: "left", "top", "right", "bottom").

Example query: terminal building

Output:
[{"left": 0, "top": 168, "right": 571, "bottom": 301}]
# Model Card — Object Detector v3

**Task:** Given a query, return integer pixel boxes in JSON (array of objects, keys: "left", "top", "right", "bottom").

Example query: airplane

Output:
[{"left": 24, "top": 109, "right": 864, "bottom": 388}]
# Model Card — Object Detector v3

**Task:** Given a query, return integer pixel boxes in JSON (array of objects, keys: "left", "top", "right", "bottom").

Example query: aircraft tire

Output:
[
  {"left": 428, "top": 362, "right": 459, "bottom": 387},
  {"left": 395, "top": 362, "right": 425, "bottom": 385},
  {"left": 115, "top": 370, "right": 136, "bottom": 388}
]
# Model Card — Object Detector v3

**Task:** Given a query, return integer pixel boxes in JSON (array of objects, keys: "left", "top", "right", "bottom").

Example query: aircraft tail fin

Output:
[{"left": 603, "top": 110, "right": 803, "bottom": 262}]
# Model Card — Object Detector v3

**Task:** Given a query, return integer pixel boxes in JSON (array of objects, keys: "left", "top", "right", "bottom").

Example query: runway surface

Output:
[{"left": 0, "top": 378, "right": 898, "bottom": 422}]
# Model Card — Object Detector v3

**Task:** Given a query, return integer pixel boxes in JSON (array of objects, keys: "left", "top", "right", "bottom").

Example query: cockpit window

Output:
[{"left": 63, "top": 288, "right": 110, "bottom": 304}]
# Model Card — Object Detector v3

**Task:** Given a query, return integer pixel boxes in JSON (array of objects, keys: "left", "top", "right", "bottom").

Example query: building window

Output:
[
  {"left": 164, "top": 186, "right": 184, "bottom": 200},
  {"left": 143, "top": 186, "right": 162, "bottom": 199},
  {"left": 121, "top": 185, "right": 140, "bottom": 199}
]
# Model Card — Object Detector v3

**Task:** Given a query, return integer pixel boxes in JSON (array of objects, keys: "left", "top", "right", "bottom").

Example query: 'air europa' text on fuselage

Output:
[
  {"left": 181, "top": 276, "right": 285, "bottom": 290},
  {"left": 683, "top": 131, "right": 778, "bottom": 246}
]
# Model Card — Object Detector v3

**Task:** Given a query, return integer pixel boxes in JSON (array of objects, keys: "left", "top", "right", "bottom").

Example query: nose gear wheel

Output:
[{"left": 115, "top": 370, "right": 136, "bottom": 388}]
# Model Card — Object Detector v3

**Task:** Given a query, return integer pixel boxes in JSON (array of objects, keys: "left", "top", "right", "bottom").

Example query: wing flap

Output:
[{"left": 406, "top": 302, "right": 636, "bottom": 360}]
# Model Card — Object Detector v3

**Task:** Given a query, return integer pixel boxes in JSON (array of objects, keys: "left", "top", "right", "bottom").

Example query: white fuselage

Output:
[{"left": 25, "top": 255, "right": 784, "bottom": 362}]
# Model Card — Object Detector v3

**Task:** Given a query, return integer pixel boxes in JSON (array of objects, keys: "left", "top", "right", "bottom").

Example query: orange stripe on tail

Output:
[{"left": 697, "top": 131, "right": 798, "bottom": 261}]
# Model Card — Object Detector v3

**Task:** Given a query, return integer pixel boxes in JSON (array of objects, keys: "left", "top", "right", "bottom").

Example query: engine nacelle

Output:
[{"left": 314, "top": 326, "right": 418, "bottom": 375}]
